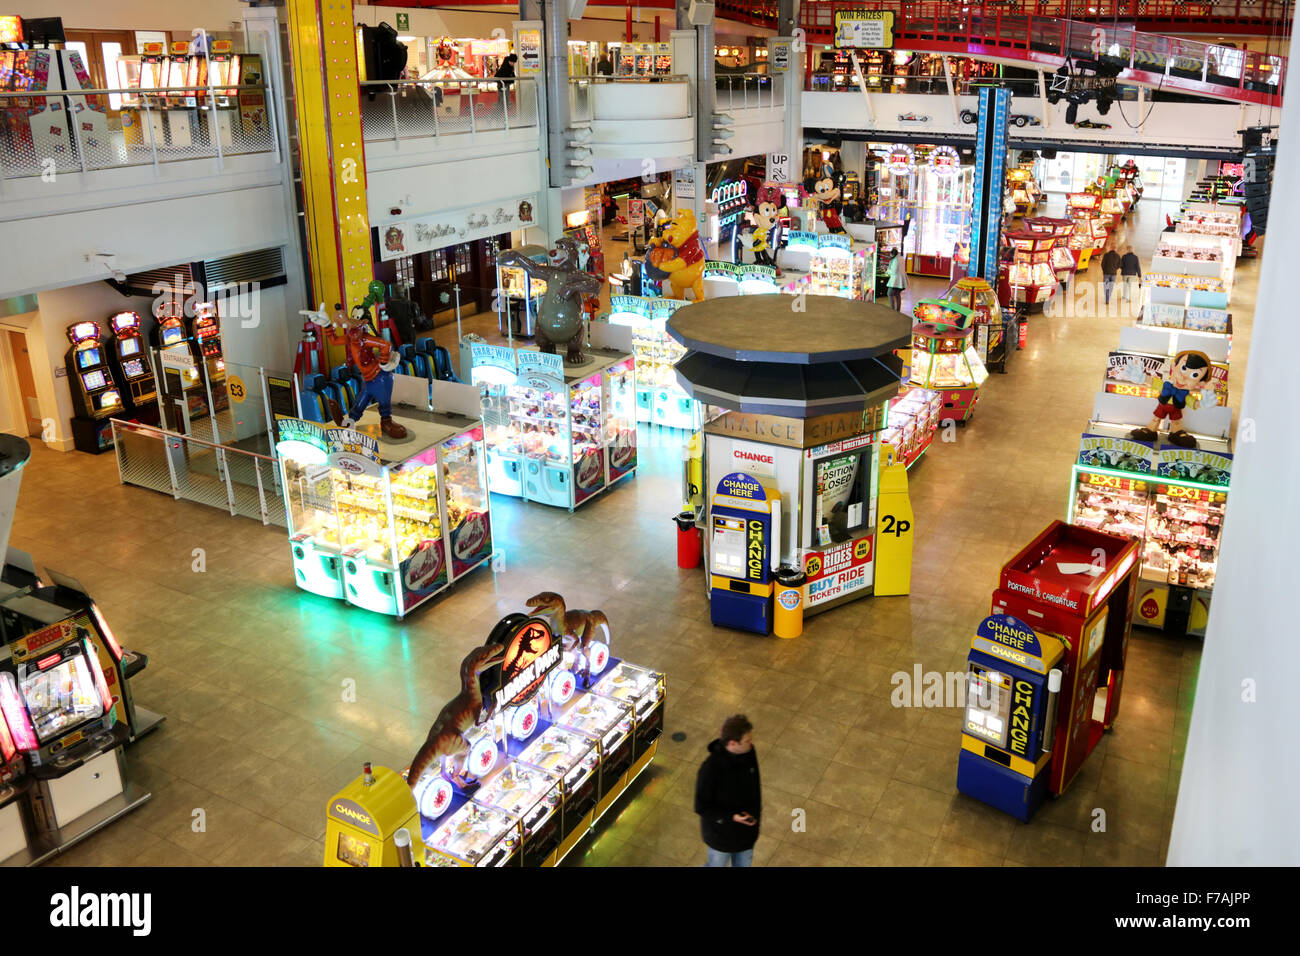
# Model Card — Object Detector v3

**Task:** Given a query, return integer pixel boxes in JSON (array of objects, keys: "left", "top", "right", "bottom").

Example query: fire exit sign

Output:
[{"left": 396, "top": 13, "right": 409, "bottom": 31}]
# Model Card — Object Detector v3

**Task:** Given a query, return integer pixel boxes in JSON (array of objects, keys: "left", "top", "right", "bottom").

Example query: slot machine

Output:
[
  {"left": 188, "top": 300, "right": 227, "bottom": 404},
  {"left": 709, "top": 471, "right": 783, "bottom": 635},
  {"left": 205, "top": 40, "right": 240, "bottom": 148},
  {"left": 151, "top": 307, "right": 206, "bottom": 429},
  {"left": 106, "top": 311, "right": 157, "bottom": 419},
  {"left": 116, "top": 45, "right": 167, "bottom": 148},
  {"left": 64, "top": 321, "right": 123, "bottom": 453},
  {"left": 161, "top": 40, "right": 194, "bottom": 148}
]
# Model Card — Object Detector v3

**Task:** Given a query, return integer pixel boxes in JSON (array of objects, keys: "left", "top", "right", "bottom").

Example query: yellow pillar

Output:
[
  {"left": 874, "top": 445, "right": 914, "bottom": 596},
  {"left": 286, "top": 0, "right": 374, "bottom": 368}
]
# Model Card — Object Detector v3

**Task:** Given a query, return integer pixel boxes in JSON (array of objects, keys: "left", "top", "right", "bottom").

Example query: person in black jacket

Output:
[
  {"left": 1119, "top": 245, "right": 1142, "bottom": 303},
  {"left": 695, "top": 714, "right": 761, "bottom": 866},
  {"left": 1100, "top": 247, "right": 1122, "bottom": 305}
]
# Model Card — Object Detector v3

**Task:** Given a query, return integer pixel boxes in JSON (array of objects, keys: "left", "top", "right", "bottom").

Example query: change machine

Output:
[
  {"left": 958, "top": 520, "right": 1141, "bottom": 820},
  {"left": 709, "top": 472, "right": 782, "bottom": 634},
  {"left": 957, "top": 615, "right": 1065, "bottom": 822}
]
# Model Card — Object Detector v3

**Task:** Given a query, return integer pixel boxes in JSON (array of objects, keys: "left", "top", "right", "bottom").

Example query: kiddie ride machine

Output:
[
  {"left": 670, "top": 295, "right": 917, "bottom": 636},
  {"left": 323, "top": 596, "right": 664, "bottom": 866},
  {"left": 458, "top": 324, "right": 637, "bottom": 509},
  {"left": 275, "top": 377, "right": 494, "bottom": 618},
  {"left": 0, "top": 435, "right": 162, "bottom": 865},
  {"left": 901, "top": 299, "right": 989, "bottom": 424},
  {"left": 957, "top": 521, "right": 1140, "bottom": 822},
  {"left": 941, "top": 276, "right": 1015, "bottom": 373}
]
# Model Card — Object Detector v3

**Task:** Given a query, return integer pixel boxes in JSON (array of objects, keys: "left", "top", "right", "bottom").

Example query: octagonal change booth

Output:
[{"left": 669, "top": 295, "right": 917, "bottom": 634}]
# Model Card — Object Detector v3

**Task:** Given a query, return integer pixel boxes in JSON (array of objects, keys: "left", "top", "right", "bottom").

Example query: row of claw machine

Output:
[
  {"left": 603, "top": 295, "right": 701, "bottom": 429},
  {"left": 461, "top": 323, "right": 639, "bottom": 510},
  {"left": 276, "top": 377, "right": 494, "bottom": 618},
  {"left": 324, "top": 600, "right": 665, "bottom": 866}
]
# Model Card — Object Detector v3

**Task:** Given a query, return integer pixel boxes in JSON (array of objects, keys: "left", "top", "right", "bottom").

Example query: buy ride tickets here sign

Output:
[{"left": 804, "top": 536, "right": 873, "bottom": 608}]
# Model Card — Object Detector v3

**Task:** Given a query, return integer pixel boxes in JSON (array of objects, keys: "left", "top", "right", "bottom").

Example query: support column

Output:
[
  {"left": 285, "top": 0, "right": 374, "bottom": 368},
  {"left": 677, "top": 0, "right": 717, "bottom": 164}
]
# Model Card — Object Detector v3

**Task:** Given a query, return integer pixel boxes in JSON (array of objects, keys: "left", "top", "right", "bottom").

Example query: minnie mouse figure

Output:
[{"left": 808, "top": 164, "right": 846, "bottom": 234}]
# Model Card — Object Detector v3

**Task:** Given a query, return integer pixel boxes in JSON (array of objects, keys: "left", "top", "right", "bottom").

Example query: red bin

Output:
[{"left": 674, "top": 511, "right": 701, "bottom": 569}]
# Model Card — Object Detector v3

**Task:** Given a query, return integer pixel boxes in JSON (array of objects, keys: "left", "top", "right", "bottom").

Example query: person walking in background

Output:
[
  {"left": 886, "top": 249, "right": 908, "bottom": 312},
  {"left": 494, "top": 53, "right": 518, "bottom": 90},
  {"left": 597, "top": 52, "right": 614, "bottom": 76},
  {"left": 695, "top": 715, "right": 761, "bottom": 867},
  {"left": 1100, "top": 246, "right": 1122, "bottom": 305},
  {"left": 1120, "top": 245, "right": 1142, "bottom": 303}
]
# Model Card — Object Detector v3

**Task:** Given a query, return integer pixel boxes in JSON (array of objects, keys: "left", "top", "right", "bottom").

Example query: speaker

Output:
[
  {"left": 1041, "top": 148, "right": 1058, "bottom": 159},
  {"left": 688, "top": 0, "right": 716, "bottom": 26}
]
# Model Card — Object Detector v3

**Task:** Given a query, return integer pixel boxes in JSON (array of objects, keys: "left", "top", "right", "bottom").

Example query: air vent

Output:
[
  {"left": 121, "top": 264, "right": 195, "bottom": 298},
  {"left": 202, "top": 247, "right": 287, "bottom": 293}
]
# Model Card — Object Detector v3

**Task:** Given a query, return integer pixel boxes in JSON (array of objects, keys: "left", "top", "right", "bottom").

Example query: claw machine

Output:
[
  {"left": 276, "top": 377, "right": 493, "bottom": 618},
  {"left": 603, "top": 295, "right": 698, "bottom": 429},
  {"left": 509, "top": 323, "right": 636, "bottom": 511},
  {"left": 462, "top": 342, "right": 525, "bottom": 498}
]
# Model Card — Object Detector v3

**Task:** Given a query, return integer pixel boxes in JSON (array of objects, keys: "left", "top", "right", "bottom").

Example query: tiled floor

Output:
[{"left": 7, "top": 198, "right": 1254, "bottom": 867}]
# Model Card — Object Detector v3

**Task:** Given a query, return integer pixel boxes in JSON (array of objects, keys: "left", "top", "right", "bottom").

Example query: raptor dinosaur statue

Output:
[
  {"left": 407, "top": 641, "right": 507, "bottom": 792},
  {"left": 525, "top": 592, "right": 611, "bottom": 689}
]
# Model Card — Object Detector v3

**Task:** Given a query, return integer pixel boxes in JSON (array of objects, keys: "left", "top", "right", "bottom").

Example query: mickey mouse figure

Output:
[{"left": 809, "top": 164, "right": 846, "bottom": 235}]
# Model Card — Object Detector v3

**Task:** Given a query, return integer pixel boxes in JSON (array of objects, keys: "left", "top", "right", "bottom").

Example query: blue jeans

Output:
[
  {"left": 705, "top": 847, "right": 753, "bottom": 867},
  {"left": 347, "top": 371, "right": 394, "bottom": 421},
  {"left": 1103, "top": 275, "right": 1116, "bottom": 303}
]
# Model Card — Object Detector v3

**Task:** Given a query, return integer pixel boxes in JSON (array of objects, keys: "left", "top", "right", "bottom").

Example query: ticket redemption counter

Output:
[
  {"left": 668, "top": 295, "right": 916, "bottom": 635},
  {"left": 275, "top": 378, "right": 494, "bottom": 618},
  {"left": 959, "top": 521, "right": 1141, "bottom": 821},
  {"left": 1068, "top": 391, "right": 1233, "bottom": 637},
  {"left": 324, "top": 604, "right": 663, "bottom": 867}
]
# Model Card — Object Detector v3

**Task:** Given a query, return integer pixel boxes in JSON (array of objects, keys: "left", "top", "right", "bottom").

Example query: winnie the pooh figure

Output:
[{"left": 647, "top": 208, "right": 707, "bottom": 301}]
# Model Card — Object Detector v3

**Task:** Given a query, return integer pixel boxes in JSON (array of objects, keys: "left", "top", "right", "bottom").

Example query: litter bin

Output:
[
  {"left": 674, "top": 511, "right": 701, "bottom": 569},
  {"left": 773, "top": 565, "right": 806, "bottom": 639}
]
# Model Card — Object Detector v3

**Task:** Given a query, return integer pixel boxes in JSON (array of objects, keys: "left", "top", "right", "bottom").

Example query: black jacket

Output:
[
  {"left": 1100, "top": 250, "right": 1122, "bottom": 276},
  {"left": 1120, "top": 252, "right": 1142, "bottom": 276},
  {"left": 695, "top": 739, "right": 761, "bottom": 852}
]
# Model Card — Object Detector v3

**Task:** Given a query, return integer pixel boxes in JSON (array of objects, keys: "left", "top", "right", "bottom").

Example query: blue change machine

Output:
[
  {"left": 709, "top": 472, "right": 782, "bottom": 634},
  {"left": 957, "top": 614, "right": 1065, "bottom": 822}
]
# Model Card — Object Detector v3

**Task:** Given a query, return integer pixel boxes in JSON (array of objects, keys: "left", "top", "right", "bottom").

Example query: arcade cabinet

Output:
[
  {"left": 188, "top": 300, "right": 228, "bottom": 413},
  {"left": 64, "top": 321, "right": 124, "bottom": 454},
  {"left": 106, "top": 310, "right": 158, "bottom": 424},
  {"left": 957, "top": 521, "right": 1140, "bottom": 821}
]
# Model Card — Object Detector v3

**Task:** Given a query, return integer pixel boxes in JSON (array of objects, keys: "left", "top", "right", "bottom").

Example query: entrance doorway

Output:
[{"left": 5, "top": 329, "right": 42, "bottom": 437}]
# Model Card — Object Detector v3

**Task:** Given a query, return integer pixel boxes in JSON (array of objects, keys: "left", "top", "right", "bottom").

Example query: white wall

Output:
[
  {"left": 1166, "top": 30, "right": 1300, "bottom": 867},
  {"left": 5, "top": 0, "right": 248, "bottom": 32}
]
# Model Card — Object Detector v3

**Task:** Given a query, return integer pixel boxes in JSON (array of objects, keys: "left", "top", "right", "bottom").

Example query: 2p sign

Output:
[{"left": 880, "top": 514, "right": 911, "bottom": 537}]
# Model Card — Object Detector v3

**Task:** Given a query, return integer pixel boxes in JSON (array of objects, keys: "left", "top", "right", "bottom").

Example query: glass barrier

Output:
[{"left": 360, "top": 77, "right": 539, "bottom": 143}]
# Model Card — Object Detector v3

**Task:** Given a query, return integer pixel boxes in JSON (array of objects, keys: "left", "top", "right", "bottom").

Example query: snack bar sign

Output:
[{"left": 379, "top": 197, "right": 538, "bottom": 261}]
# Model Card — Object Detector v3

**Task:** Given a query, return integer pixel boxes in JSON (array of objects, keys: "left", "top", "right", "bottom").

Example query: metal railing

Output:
[
  {"left": 787, "top": 1, "right": 1296, "bottom": 34},
  {"left": 0, "top": 84, "right": 277, "bottom": 181},
  {"left": 715, "top": 73, "right": 784, "bottom": 111},
  {"left": 568, "top": 74, "right": 693, "bottom": 124},
  {"left": 797, "top": 5, "right": 1285, "bottom": 106},
  {"left": 359, "top": 77, "right": 538, "bottom": 144},
  {"left": 112, "top": 419, "right": 286, "bottom": 527},
  {"left": 807, "top": 68, "right": 1157, "bottom": 99}
]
